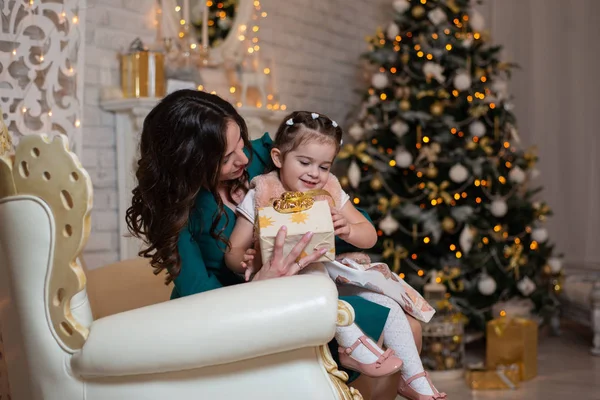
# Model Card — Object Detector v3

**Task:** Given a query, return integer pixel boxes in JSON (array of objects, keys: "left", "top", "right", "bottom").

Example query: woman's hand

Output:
[
  {"left": 241, "top": 248, "right": 256, "bottom": 281},
  {"left": 252, "top": 226, "right": 327, "bottom": 281},
  {"left": 331, "top": 207, "right": 352, "bottom": 241}
]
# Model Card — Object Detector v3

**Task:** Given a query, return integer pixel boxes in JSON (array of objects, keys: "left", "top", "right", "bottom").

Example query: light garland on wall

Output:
[
  {"left": 163, "top": 0, "right": 284, "bottom": 110},
  {"left": 0, "top": 0, "right": 84, "bottom": 154}
]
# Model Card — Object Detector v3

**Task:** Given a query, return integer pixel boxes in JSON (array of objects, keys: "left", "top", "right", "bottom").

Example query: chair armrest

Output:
[{"left": 70, "top": 274, "right": 338, "bottom": 378}]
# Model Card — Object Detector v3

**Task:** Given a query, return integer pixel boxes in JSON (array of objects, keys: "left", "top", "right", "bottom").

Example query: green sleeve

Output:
[
  {"left": 246, "top": 133, "right": 274, "bottom": 179},
  {"left": 171, "top": 226, "right": 223, "bottom": 298}
]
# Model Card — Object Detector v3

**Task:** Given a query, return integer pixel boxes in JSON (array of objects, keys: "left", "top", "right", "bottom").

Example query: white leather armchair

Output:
[{"left": 0, "top": 134, "right": 362, "bottom": 400}]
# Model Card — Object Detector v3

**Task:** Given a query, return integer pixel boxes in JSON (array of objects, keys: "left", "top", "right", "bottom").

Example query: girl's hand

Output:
[
  {"left": 241, "top": 248, "right": 256, "bottom": 281},
  {"left": 331, "top": 207, "right": 352, "bottom": 240},
  {"left": 252, "top": 226, "right": 327, "bottom": 282}
]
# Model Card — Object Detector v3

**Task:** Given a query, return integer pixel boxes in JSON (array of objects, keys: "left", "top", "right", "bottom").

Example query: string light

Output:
[
  {"left": 229, "top": 86, "right": 236, "bottom": 93},
  {"left": 22, "top": 107, "right": 27, "bottom": 113},
  {"left": 48, "top": 110, "right": 52, "bottom": 117},
  {"left": 423, "top": 237, "right": 430, "bottom": 244},
  {"left": 72, "top": 16, "right": 78, "bottom": 24},
  {"left": 74, "top": 119, "right": 81, "bottom": 127},
  {"left": 417, "top": 270, "right": 424, "bottom": 276},
  {"left": 450, "top": 244, "right": 456, "bottom": 251},
  {"left": 175, "top": 5, "right": 181, "bottom": 11}
]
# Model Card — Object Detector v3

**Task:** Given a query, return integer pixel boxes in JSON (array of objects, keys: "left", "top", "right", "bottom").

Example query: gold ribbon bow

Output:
[
  {"left": 504, "top": 243, "right": 527, "bottom": 280},
  {"left": 446, "top": 0, "right": 461, "bottom": 13},
  {"left": 524, "top": 147, "right": 538, "bottom": 168},
  {"left": 466, "top": 136, "right": 494, "bottom": 155},
  {"left": 426, "top": 181, "right": 453, "bottom": 204},
  {"left": 439, "top": 267, "right": 465, "bottom": 292},
  {"left": 382, "top": 239, "right": 408, "bottom": 273},
  {"left": 338, "top": 142, "right": 372, "bottom": 165},
  {"left": 378, "top": 195, "right": 401, "bottom": 214},
  {"left": 491, "top": 316, "right": 532, "bottom": 337},
  {"left": 416, "top": 142, "right": 441, "bottom": 164},
  {"left": 271, "top": 190, "right": 334, "bottom": 214}
]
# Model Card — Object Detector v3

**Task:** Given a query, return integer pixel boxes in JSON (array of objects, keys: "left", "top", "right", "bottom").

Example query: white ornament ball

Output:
[
  {"left": 478, "top": 273, "right": 497, "bottom": 296},
  {"left": 453, "top": 72, "right": 472, "bottom": 91},
  {"left": 492, "top": 80, "right": 508, "bottom": 101},
  {"left": 348, "top": 161, "right": 361, "bottom": 189},
  {"left": 508, "top": 166, "right": 526, "bottom": 184},
  {"left": 368, "top": 95, "right": 379, "bottom": 106},
  {"left": 395, "top": 147, "right": 413, "bottom": 168},
  {"left": 517, "top": 276, "right": 536, "bottom": 296},
  {"left": 548, "top": 257, "right": 563, "bottom": 274},
  {"left": 449, "top": 164, "right": 469, "bottom": 183},
  {"left": 469, "top": 9, "right": 486, "bottom": 32},
  {"left": 490, "top": 199, "right": 508, "bottom": 217},
  {"left": 386, "top": 23, "right": 400, "bottom": 40},
  {"left": 391, "top": 119, "right": 409, "bottom": 138},
  {"left": 428, "top": 8, "right": 447, "bottom": 25},
  {"left": 531, "top": 227, "right": 548, "bottom": 243},
  {"left": 371, "top": 72, "right": 389, "bottom": 90},
  {"left": 392, "top": 0, "right": 411, "bottom": 14},
  {"left": 469, "top": 120, "right": 486, "bottom": 137},
  {"left": 529, "top": 168, "right": 541, "bottom": 180},
  {"left": 379, "top": 213, "right": 400, "bottom": 236},
  {"left": 348, "top": 124, "right": 365, "bottom": 141}
]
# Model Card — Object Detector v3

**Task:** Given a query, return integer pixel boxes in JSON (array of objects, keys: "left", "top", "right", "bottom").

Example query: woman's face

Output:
[{"left": 219, "top": 120, "right": 249, "bottom": 181}]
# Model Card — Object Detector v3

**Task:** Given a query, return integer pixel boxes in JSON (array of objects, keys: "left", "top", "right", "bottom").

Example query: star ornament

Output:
[
  {"left": 289, "top": 212, "right": 309, "bottom": 224},
  {"left": 259, "top": 215, "right": 274, "bottom": 229}
]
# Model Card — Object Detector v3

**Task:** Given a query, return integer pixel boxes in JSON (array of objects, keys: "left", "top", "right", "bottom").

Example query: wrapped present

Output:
[
  {"left": 120, "top": 38, "right": 165, "bottom": 98},
  {"left": 465, "top": 364, "right": 520, "bottom": 390},
  {"left": 486, "top": 317, "right": 538, "bottom": 381},
  {"left": 257, "top": 191, "right": 335, "bottom": 264}
]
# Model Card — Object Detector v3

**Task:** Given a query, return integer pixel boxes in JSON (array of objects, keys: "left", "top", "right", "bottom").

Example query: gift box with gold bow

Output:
[
  {"left": 257, "top": 191, "right": 335, "bottom": 264},
  {"left": 486, "top": 317, "right": 538, "bottom": 381},
  {"left": 465, "top": 364, "right": 520, "bottom": 390},
  {"left": 120, "top": 38, "right": 165, "bottom": 98}
]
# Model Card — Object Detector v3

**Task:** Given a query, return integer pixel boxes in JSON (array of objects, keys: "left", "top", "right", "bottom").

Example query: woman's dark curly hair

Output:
[{"left": 126, "top": 89, "right": 251, "bottom": 283}]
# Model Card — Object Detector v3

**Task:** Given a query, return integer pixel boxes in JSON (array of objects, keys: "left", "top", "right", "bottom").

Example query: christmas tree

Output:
[{"left": 341, "top": 0, "right": 561, "bottom": 332}]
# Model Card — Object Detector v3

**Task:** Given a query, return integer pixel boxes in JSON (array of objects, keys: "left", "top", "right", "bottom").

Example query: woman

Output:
[{"left": 126, "top": 90, "right": 421, "bottom": 399}]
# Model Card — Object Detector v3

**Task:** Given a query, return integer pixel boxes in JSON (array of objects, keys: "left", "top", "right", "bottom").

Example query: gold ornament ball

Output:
[
  {"left": 543, "top": 264, "right": 552, "bottom": 275},
  {"left": 400, "top": 99, "right": 411, "bottom": 111},
  {"left": 444, "top": 357, "right": 457, "bottom": 370},
  {"left": 430, "top": 342, "right": 444, "bottom": 354},
  {"left": 442, "top": 217, "right": 456, "bottom": 232},
  {"left": 426, "top": 165, "right": 438, "bottom": 178},
  {"left": 340, "top": 176, "right": 350, "bottom": 188},
  {"left": 431, "top": 102, "right": 445, "bottom": 116},
  {"left": 412, "top": 5, "right": 426, "bottom": 19},
  {"left": 370, "top": 178, "right": 383, "bottom": 191}
]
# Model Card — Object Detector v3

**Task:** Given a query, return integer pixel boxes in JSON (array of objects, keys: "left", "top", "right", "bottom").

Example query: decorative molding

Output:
[{"left": 0, "top": 0, "right": 85, "bottom": 155}]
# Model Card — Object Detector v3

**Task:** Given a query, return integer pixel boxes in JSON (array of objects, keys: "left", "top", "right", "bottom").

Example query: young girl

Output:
[{"left": 225, "top": 111, "right": 446, "bottom": 400}]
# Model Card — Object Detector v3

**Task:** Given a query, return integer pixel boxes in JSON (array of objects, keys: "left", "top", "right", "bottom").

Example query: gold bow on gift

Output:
[
  {"left": 490, "top": 316, "right": 532, "bottom": 337},
  {"left": 382, "top": 239, "right": 408, "bottom": 273},
  {"left": 271, "top": 190, "right": 334, "bottom": 214},
  {"left": 338, "top": 142, "right": 372, "bottom": 165},
  {"left": 504, "top": 243, "right": 527, "bottom": 280},
  {"left": 416, "top": 142, "right": 441, "bottom": 164},
  {"left": 439, "top": 267, "right": 465, "bottom": 292},
  {"left": 524, "top": 147, "right": 537, "bottom": 169},
  {"left": 426, "top": 181, "right": 453, "bottom": 204},
  {"left": 378, "top": 195, "right": 401, "bottom": 214},
  {"left": 466, "top": 136, "right": 494, "bottom": 155}
]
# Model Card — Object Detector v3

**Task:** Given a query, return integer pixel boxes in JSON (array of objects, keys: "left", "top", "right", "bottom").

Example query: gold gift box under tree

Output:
[
  {"left": 465, "top": 364, "right": 520, "bottom": 390},
  {"left": 486, "top": 317, "right": 538, "bottom": 381},
  {"left": 120, "top": 38, "right": 165, "bottom": 98},
  {"left": 257, "top": 191, "right": 335, "bottom": 264}
]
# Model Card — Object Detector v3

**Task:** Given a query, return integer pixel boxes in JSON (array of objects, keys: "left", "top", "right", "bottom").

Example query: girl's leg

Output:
[
  {"left": 335, "top": 322, "right": 381, "bottom": 364},
  {"left": 354, "top": 291, "right": 438, "bottom": 396},
  {"left": 407, "top": 314, "right": 423, "bottom": 354}
]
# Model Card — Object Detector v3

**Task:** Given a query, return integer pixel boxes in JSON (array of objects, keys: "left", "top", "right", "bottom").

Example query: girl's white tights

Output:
[{"left": 343, "top": 288, "right": 435, "bottom": 396}]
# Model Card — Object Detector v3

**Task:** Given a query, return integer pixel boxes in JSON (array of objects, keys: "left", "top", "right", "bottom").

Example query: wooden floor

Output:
[{"left": 396, "top": 321, "right": 600, "bottom": 400}]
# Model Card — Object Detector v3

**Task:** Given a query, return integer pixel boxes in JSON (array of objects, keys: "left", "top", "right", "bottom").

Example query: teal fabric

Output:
[{"left": 171, "top": 132, "right": 389, "bottom": 382}]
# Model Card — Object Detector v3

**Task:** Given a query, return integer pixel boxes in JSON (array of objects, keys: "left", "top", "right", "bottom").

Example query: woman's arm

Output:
[
  {"left": 173, "top": 227, "right": 223, "bottom": 297},
  {"left": 224, "top": 216, "right": 255, "bottom": 274},
  {"left": 333, "top": 201, "right": 378, "bottom": 250}
]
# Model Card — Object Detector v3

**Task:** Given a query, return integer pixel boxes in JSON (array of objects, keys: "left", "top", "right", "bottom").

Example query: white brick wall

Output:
[
  {"left": 82, "top": 0, "right": 391, "bottom": 269},
  {"left": 82, "top": 0, "right": 156, "bottom": 269}
]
